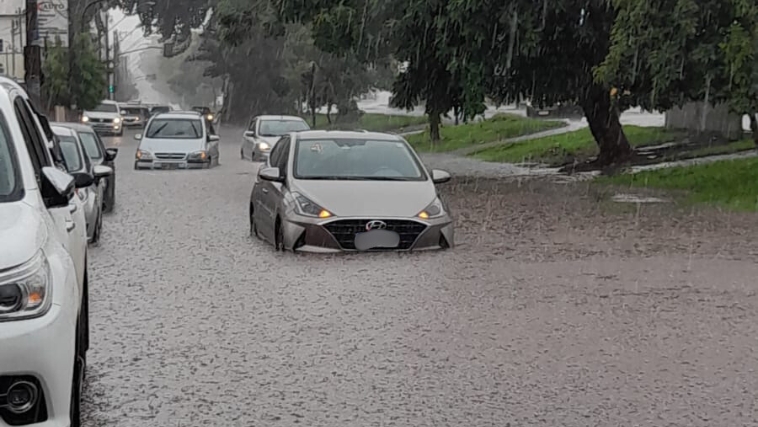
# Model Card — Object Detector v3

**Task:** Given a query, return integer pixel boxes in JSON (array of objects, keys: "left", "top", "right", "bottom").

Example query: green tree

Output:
[
  {"left": 71, "top": 33, "right": 108, "bottom": 110},
  {"left": 42, "top": 39, "right": 70, "bottom": 111},
  {"left": 596, "top": 0, "right": 758, "bottom": 146}
]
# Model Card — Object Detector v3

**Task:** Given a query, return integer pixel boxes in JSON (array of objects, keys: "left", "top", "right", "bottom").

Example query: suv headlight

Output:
[
  {"left": 81, "top": 116, "right": 89, "bottom": 122},
  {"left": 417, "top": 197, "right": 446, "bottom": 219},
  {"left": 0, "top": 252, "right": 52, "bottom": 321},
  {"left": 293, "top": 192, "right": 332, "bottom": 218},
  {"left": 113, "top": 117, "right": 121, "bottom": 124},
  {"left": 188, "top": 150, "right": 208, "bottom": 160},
  {"left": 136, "top": 149, "right": 153, "bottom": 160}
]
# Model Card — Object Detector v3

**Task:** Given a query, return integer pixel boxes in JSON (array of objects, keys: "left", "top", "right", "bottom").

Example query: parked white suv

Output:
[
  {"left": 0, "top": 82, "right": 91, "bottom": 426},
  {"left": 81, "top": 99, "right": 123, "bottom": 136}
]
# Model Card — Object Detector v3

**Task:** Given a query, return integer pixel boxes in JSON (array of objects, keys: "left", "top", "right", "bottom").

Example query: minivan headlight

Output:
[
  {"left": 0, "top": 252, "right": 52, "bottom": 321},
  {"left": 188, "top": 150, "right": 207, "bottom": 160},
  {"left": 136, "top": 149, "right": 153, "bottom": 160}
]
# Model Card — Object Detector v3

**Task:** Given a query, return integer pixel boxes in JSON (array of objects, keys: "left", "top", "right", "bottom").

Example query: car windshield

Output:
[
  {"left": 146, "top": 119, "right": 202, "bottom": 139},
  {"left": 259, "top": 120, "right": 310, "bottom": 137},
  {"left": 78, "top": 132, "right": 103, "bottom": 160},
  {"left": 122, "top": 108, "right": 142, "bottom": 115},
  {"left": 0, "top": 120, "right": 18, "bottom": 200},
  {"left": 56, "top": 135, "right": 82, "bottom": 172},
  {"left": 92, "top": 103, "right": 118, "bottom": 113},
  {"left": 293, "top": 138, "right": 426, "bottom": 181}
]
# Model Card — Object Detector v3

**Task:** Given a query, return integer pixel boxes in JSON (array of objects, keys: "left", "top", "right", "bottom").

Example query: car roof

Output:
[
  {"left": 152, "top": 111, "right": 204, "bottom": 120},
  {"left": 50, "top": 125, "right": 77, "bottom": 137},
  {"left": 100, "top": 100, "right": 118, "bottom": 105},
  {"left": 51, "top": 122, "right": 96, "bottom": 133},
  {"left": 292, "top": 130, "right": 403, "bottom": 141},
  {"left": 258, "top": 115, "right": 306, "bottom": 121}
]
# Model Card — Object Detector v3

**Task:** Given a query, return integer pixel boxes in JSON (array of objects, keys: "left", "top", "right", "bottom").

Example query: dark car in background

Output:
[
  {"left": 149, "top": 105, "right": 171, "bottom": 117},
  {"left": 192, "top": 106, "right": 216, "bottom": 134},
  {"left": 525, "top": 100, "right": 584, "bottom": 119},
  {"left": 54, "top": 122, "right": 118, "bottom": 213},
  {"left": 120, "top": 104, "right": 151, "bottom": 128}
]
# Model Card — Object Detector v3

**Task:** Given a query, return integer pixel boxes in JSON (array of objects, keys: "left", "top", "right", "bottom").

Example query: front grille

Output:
[
  {"left": 89, "top": 118, "right": 110, "bottom": 123},
  {"left": 154, "top": 153, "right": 186, "bottom": 160},
  {"left": 323, "top": 219, "right": 427, "bottom": 250}
]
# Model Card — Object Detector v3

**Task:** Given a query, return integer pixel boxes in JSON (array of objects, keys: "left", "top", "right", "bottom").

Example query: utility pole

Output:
[
  {"left": 104, "top": 12, "right": 113, "bottom": 100},
  {"left": 24, "top": 0, "right": 42, "bottom": 108},
  {"left": 11, "top": 20, "right": 16, "bottom": 79}
]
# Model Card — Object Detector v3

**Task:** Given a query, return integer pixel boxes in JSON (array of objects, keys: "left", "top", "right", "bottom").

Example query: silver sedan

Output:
[
  {"left": 249, "top": 130, "right": 454, "bottom": 252},
  {"left": 52, "top": 125, "right": 113, "bottom": 244}
]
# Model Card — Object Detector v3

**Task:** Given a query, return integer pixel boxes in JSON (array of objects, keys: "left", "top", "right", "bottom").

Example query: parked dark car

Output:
[
  {"left": 120, "top": 105, "right": 151, "bottom": 128},
  {"left": 53, "top": 122, "right": 118, "bottom": 213},
  {"left": 525, "top": 101, "right": 584, "bottom": 119},
  {"left": 192, "top": 106, "right": 216, "bottom": 134},
  {"left": 149, "top": 105, "right": 171, "bottom": 117}
]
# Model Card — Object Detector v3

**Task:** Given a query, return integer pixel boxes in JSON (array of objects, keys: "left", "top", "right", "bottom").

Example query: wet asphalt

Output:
[{"left": 82, "top": 126, "right": 758, "bottom": 427}]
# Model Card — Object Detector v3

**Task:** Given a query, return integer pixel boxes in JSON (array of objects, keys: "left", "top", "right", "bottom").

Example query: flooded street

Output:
[{"left": 82, "top": 127, "right": 758, "bottom": 427}]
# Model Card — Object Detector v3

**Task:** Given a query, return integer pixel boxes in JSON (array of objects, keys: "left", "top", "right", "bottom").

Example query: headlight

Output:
[
  {"left": 188, "top": 150, "right": 208, "bottom": 160},
  {"left": 0, "top": 252, "right": 52, "bottom": 321},
  {"left": 206, "top": 114, "right": 213, "bottom": 121},
  {"left": 81, "top": 116, "right": 89, "bottom": 122},
  {"left": 293, "top": 192, "right": 332, "bottom": 218},
  {"left": 136, "top": 149, "right": 153, "bottom": 160},
  {"left": 258, "top": 142, "right": 270, "bottom": 150},
  {"left": 113, "top": 117, "right": 121, "bottom": 124},
  {"left": 417, "top": 197, "right": 446, "bottom": 219}
]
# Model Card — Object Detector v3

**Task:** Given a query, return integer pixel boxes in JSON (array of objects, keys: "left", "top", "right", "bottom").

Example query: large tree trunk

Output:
[
  {"left": 749, "top": 113, "right": 758, "bottom": 149},
  {"left": 581, "top": 85, "right": 633, "bottom": 165},
  {"left": 428, "top": 113, "right": 441, "bottom": 143}
]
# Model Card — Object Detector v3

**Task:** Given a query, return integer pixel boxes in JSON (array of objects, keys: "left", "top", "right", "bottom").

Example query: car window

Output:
[
  {"left": 145, "top": 119, "right": 202, "bottom": 139},
  {"left": 13, "top": 97, "right": 49, "bottom": 181},
  {"left": 275, "top": 138, "right": 290, "bottom": 173},
  {"left": 56, "top": 135, "right": 83, "bottom": 172},
  {"left": 92, "top": 103, "right": 118, "bottom": 113},
  {"left": 78, "top": 132, "right": 103, "bottom": 160},
  {"left": 258, "top": 120, "right": 309, "bottom": 137},
  {"left": 293, "top": 138, "right": 426, "bottom": 181},
  {"left": 268, "top": 138, "right": 285, "bottom": 167},
  {"left": 0, "top": 115, "right": 21, "bottom": 201}
]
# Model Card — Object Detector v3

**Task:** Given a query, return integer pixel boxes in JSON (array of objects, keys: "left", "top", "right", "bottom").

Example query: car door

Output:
[
  {"left": 13, "top": 96, "right": 86, "bottom": 288},
  {"left": 243, "top": 117, "right": 257, "bottom": 158},
  {"left": 255, "top": 137, "right": 287, "bottom": 240}
]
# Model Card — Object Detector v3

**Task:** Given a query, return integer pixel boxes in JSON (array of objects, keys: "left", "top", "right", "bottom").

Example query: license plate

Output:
[
  {"left": 354, "top": 230, "right": 400, "bottom": 251},
  {"left": 158, "top": 163, "right": 182, "bottom": 170}
]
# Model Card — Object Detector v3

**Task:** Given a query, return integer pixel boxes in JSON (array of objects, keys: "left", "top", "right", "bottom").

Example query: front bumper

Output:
[
  {"left": 0, "top": 303, "right": 77, "bottom": 427},
  {"left": 280, "top": 214, "right": 454, "bottom": 252},
  {"left": 134, "top": 159, "right": 209, "bottom": 170}
]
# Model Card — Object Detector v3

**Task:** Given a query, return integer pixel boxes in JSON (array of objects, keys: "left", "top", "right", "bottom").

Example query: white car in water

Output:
[
  {"left": 81, "top": 100, "right": 123, "bottom": 136},
  {"left": 134, "top": 111, "right": 220, "bottom": 170},
  {"left": 0, "top": 79, "right": 90, "bottom": 427},
  {"left": 240, "top": 115, "right": 310, "bottom": 161}
]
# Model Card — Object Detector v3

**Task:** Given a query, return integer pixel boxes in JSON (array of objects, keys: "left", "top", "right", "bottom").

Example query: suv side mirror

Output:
[
  {"left": 72, "top": 172, "right": 95, "bottom": 188},
  {"left": 134, "top": 134, "right": 142, "bottom": 140},
  {"left": 245, "top": 130, "right": 255, "bottom": 137},
  {"left": 105, "top": 147, "right": 118, "bottom": 161},
  {"left": 259, "top": 167, "right": 285, "bottom": 182},
  {"left": 41, "top": 167, "right": 75, "bottom": 208},
  {"left": 208, "top": 134, "right": 220, "bottom": 142}
]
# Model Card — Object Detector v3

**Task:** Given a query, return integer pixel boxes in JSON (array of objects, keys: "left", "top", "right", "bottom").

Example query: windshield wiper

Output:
[{"left": 147, "top": 123, "right": 168, "bottom": 138}]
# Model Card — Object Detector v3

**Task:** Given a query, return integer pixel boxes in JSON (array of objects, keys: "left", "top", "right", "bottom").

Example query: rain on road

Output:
[{"left": 82, "top": 126, "right": 758, "bottom": 427}]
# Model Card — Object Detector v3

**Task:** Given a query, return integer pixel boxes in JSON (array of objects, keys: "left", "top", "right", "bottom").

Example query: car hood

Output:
[
  {"left": 0, "top": 201, "right": 46, "bottom": 270},
  {"left": 140, "top": 138, "right": 204, "bottom": 154},
  {"left": 291, "top": 179, "right": 436, "bottom": 217},
  {"left": 83, "top": 111, "right": 120, "bottom": 120}
]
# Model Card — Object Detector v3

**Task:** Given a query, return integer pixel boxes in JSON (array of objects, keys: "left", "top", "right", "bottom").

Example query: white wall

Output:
[{"left": 0, "top": 13, "right": 24, "bottom": 80}]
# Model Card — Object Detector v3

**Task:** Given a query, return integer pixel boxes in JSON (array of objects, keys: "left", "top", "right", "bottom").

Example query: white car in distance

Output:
[
  {"left": 0, "top": 82, "right": 90, "bottom": 426},
  {"left": 81, "top": 99, "right": 123, "bottom": 136},
  {"left": 134, "top": 111, "right": 220, "bottom": 170}
]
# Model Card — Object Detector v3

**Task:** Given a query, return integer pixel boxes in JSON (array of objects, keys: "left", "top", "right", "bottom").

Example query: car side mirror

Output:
[
  {"left": 431, "top": 169, "right": 451, "bottom": 184},
  {"left": 72, "top": 172, "right": 95, "bottom": 188},
  {"left": 134, "top": 134, "right": 142, "bottom": 140},
  {"left": 105, "top": 147, "right": 118, "bottom": 161},
  {"left": 259, "top": 167, "right": 285, "bottom": 182},
  {"left": 208, "top": 134, "right": 220, "bottom": 142},
  {"left": 245, "top": 130, "right": 255, "bottom": 137},
  {"left": 93, "top": 165, "right": 113, "bottom": 179},
  {"left": 41, "top": 166, "right": 75, "bottom": 208}
]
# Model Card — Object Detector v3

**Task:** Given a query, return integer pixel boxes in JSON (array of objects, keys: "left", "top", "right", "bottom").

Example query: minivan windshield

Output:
[
  {"left": 146, "top": 119, "right": 203, "bottom": 139},
  {"left": 92, "top": 103, "right": 118, "bottom": 113},
  {"left": 0, "top": 120, "right": 19, "bottom": 201}
]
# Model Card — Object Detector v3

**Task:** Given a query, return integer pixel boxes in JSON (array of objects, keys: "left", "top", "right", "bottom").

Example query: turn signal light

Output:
[{"left": 318, "top": 210, "right": 332, "bottom": 218}]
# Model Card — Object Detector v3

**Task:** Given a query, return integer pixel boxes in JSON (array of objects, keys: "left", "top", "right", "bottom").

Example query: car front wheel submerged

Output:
[
  {"left": 275, "top": 218, "right": 284, "bottom": 251},
  {"left": 70, "top": 270, "right": 89, "bottom": 427}
]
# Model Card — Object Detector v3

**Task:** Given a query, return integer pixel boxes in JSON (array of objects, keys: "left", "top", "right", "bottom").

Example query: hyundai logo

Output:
[{"left": 365, "top": 220, "right": 387, "bottom": 231}]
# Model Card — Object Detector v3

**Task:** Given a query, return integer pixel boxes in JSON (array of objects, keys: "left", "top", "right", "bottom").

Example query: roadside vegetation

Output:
[
  {"left": 471, "top": 126, "right": 683, "bottom": 165},
  {"left": 405, "top": 114, "right": 564, "bottom": 153},
  {"left": 307, "top": 113, "right": 428, "bottom": 132},
  {"left": 599, "top": 157, "right": 758, "bottom": 211}
]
